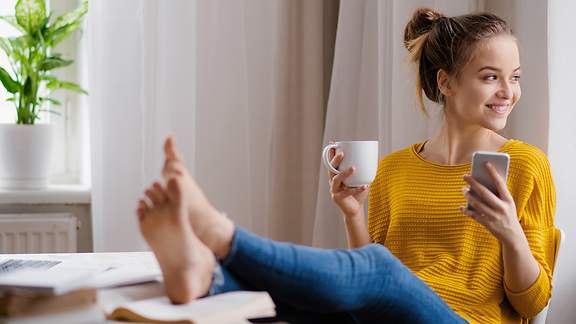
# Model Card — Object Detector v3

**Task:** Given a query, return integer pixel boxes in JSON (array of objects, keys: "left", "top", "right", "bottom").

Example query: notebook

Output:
[
  {"left": 0, "top": 257, "right": 161, "bottom": 293},
  {"left": 0, "top": 268, "right": 96, "bottom": 295}
]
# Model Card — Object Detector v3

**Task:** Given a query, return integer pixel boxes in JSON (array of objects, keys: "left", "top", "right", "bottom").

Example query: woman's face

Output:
[{"left": 444, "top": 34, "right": 521, "bottom": 131}]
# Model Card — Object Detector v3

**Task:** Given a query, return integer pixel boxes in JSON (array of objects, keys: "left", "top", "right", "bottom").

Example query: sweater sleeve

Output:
[
  {"left": 505, "top": 152, "right": 556, "bottom": 318},
  {"left": 368, "top": 159, "right": 390, "bottom": 244}
]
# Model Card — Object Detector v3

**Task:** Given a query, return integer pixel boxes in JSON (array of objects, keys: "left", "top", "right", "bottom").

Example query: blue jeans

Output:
[{"left": 209, "top": 227, "right": 466, "bottom": 324}]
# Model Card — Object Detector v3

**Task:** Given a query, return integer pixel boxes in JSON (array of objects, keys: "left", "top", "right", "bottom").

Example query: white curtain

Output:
[
  {"left": 88, "top": 0, "right": 336, "bottom": 251},
  {"left": 311, "top": 0, "right": 482, "bottom": 248},
  {"left": 88, "top": 0, "right": 197, "bottom": 251}
]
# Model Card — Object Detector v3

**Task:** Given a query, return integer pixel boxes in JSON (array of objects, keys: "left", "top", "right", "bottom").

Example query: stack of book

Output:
[
  {"left": 0, "top": 268, "right": 277, "bottom": 323},
  {"left": 0, "top": 268, "right": 102, "bottom": 322}
]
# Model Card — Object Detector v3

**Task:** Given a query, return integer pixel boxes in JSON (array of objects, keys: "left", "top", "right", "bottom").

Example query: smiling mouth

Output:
[{"left": 485, "top": 104, "right": 509, "bottom": 114}]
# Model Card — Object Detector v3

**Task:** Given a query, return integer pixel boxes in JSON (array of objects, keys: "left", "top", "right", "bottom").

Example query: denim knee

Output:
[{"left": 314, "top": 245, "right": 403, "bottom": 312}]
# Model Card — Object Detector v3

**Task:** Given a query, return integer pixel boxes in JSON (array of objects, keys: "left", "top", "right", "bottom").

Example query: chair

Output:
[{"left": 530, "top": 228, "right": 565, "bottom": 324}]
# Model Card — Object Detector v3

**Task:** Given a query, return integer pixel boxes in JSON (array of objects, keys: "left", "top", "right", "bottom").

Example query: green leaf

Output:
[
  {"left": 22, "top": 76, "right": 32, "bottom": 97},
  {"left": 37, "top": 108, "right": 62, "bottom": 116},
  {"left": 51, "top": 0, "right": 88, "bottom": 31},
  {"left": 9, "top": 35, "right": 32, "bottom": 53},
  {"left": 39, "top": 96, "right": 61, "bottom": 105},
  {"left": 0, "top": 67, "right": 19, "bottom": 93},
  {"left": 41, "top": 75, "right": 57, "bottom": 82},
  {"left": 0, "top": 16, "right": 26, "bottom": 33},
  {"left": 45, "top": 79, "right": 87, "bottom": 95},
  {"left": 15, "top": 0, "right": 47, "bottom": 34},
  {"left": 0, "top": 37, "right": 12, "bottom": 56},
  {"left": 48, "top": 22, "right": 81, "bottom": 47},
  {"left": 57, "top": 80, "right": 87, "bottom": 95},
  {"left": 38, "top": 56, "right": 73, "bottom": 71}
]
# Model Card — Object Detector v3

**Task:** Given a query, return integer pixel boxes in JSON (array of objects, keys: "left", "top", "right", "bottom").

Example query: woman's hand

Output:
[
  {"left": 327, "top": 148, "right": 369, "bottom": 219},
  {"left": 460, "top": 162, "right": 523, "bottom": 244}
]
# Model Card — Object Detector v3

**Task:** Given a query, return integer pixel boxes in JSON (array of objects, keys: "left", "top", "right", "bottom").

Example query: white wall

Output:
[{"left": 546, "top": 0, "right": 576, "bottom": 322}]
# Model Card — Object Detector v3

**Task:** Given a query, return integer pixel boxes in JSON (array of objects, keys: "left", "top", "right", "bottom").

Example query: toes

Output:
[
  {"left": 164, "top": 136, "right": 184, "bottom": 162},
  {"left": 138, "top": 199, "right": 149, "bottom": 211},
  {"left": 145, "top": 183, "right": 164, "bottom": 205},
  {"left": 166, "top": 177, "right": 183, "bottom": 203},
  {"left": 152, "top": 182, "right": 168, "bottom": 203},
  {"left": 162, "top": 160, "right": 184, "bottom": 178},
  {"left": 136, "top": 199, "right": 149, "bottom": 221}
]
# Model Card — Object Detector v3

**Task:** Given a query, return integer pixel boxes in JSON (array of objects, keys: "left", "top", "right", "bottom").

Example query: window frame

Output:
[{"left": 0, "top": 0, "right": 89, "bottom": 187}]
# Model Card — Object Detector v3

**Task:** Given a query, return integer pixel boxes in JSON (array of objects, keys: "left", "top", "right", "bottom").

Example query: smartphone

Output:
[{"left": 467, "top": 151, "right": 510, "bottom": 210}]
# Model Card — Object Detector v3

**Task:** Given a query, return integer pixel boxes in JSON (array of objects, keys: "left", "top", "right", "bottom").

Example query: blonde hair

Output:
[{"left": 403, "top": 8, "right": 512, "bottom": 114}]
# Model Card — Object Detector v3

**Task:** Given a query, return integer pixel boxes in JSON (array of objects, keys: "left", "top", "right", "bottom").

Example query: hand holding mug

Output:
[{"left": 322, "top": 141, "right": 378, "bottom": 218}]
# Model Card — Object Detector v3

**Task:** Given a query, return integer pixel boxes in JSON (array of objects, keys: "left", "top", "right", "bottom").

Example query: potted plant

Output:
[{"left": 0, "top": 0, "right": 87, "bottom": 189}]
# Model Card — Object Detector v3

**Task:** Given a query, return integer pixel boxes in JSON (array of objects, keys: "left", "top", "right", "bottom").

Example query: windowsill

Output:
[{"left": 0, "top": 185, "right": 91, "bottom": 205}]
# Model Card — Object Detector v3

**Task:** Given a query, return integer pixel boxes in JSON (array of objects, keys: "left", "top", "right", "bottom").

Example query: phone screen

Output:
[{"left": 467, "top": 152, "right": 510, "bottom": 209}]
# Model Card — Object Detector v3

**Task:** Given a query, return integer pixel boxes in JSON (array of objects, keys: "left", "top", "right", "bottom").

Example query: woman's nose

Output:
[{"left": 497, "top": 81, "right": 513, "bottom": 99}]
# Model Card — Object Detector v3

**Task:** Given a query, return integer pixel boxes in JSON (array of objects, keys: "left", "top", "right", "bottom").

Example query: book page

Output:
[{"left": 108, "top": 291, "right": 275, "bottom": 323}]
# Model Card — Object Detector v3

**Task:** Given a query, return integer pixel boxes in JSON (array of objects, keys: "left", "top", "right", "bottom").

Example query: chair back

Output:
[{"left": 530, "top": 228, "right": 565, "bottom": 324}]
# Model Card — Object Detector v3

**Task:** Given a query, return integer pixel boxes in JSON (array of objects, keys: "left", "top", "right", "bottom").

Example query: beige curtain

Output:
[{"left": 195, "top": 0, "right": 339, "bottom": 244}]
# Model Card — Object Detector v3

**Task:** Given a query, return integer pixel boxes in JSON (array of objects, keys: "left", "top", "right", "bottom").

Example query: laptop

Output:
[{"left": 0, "top": 258, "right": 62, "bottom": 274}]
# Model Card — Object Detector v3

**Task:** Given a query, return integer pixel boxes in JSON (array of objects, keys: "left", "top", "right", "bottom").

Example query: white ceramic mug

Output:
[{"left": 321, "top": 141, "right": 378, "bottom": 187}]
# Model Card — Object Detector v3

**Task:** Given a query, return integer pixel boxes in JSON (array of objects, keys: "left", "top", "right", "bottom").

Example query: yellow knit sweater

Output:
[{"left": 368, "top": 140, "right": 556, "bottom": 323}]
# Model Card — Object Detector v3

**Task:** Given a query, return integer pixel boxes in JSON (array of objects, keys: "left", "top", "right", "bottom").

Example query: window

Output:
[
  {"left": 0, "top": 0, "right": 88, "bottom": 186},
  {"left": 0, "top": 0, "right": 18, "bottom": 124}
]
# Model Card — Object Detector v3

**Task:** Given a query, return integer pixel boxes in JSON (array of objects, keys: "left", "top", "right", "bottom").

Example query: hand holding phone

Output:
[{"left": 467, "top": 151, "right": 510, "bottom": 210}]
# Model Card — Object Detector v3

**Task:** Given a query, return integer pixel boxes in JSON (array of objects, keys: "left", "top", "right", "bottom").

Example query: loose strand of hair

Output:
[{"left": 406, "top": 33, "right": 430, "bottom": 116}]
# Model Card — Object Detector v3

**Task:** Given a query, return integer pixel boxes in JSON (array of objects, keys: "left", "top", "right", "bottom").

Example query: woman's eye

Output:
[
  {"left": 484, "top": 75, "right": 497, "bottom": 81},
  {"left": 511, "top": 75, "right": 521, "bottom": 82}
]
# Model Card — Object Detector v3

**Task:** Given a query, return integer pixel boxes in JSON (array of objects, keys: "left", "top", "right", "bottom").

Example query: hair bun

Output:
[{"left": 404, "top": 8, "right": 444, "bottom": 51}]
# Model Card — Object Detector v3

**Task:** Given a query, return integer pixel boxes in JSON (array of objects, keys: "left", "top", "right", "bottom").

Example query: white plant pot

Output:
[{"left": 0, "top": 124, "right": 54, "bottom": 190}]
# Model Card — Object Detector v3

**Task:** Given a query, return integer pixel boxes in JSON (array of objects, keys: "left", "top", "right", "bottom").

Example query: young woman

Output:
[
  {"left": 328, "top": 8, "right": 555, "bottom": 323},
  {"left": 137, "top": 8, "right": 555, "bottom": 324}
]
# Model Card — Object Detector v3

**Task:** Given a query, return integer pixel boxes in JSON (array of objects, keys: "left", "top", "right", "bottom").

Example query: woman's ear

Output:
[{"left": 437, "top": 69, "right": 453, "bottom": 97}]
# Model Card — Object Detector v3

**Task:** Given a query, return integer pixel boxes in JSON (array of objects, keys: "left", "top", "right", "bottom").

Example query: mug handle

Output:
[{"left": 322, "top": 143, "right": 341, "bottom": 174}]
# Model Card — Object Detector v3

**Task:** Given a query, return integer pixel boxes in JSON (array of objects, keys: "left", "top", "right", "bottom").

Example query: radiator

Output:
[{"left": 0, "top": 213, "right": 78, "bottom": 253}]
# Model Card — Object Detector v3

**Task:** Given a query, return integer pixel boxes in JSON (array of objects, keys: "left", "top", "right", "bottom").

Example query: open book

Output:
[{"left": 106, "top": 291, "right": 276, "bottom": 324}]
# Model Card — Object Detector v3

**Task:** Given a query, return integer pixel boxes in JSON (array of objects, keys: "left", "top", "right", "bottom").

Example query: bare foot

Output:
[
  {"left": 161, "top": 136, "right": 235, "bottom": 258},
  {"left": 137, "top": 177, "right": 215, "bottom": 304}
]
